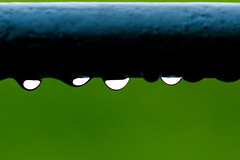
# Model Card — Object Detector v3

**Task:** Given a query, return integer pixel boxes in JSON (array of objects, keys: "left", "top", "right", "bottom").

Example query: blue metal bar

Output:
[{"left": 0, "top": 2, "right": 240, "bottom": 82}]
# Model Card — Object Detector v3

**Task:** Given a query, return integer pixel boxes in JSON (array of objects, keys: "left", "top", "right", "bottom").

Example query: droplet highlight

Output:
[
  {"left": 72, "top": 77, "right": 90, "bottom": 86},
  {"left": 23, "top": 80, "right": 41, "bottom": 90},
  {"left": 105, "top": 78, "right": 129, "bottom": 91},
  {"left": 161, "top": 77, "right": 182, "bottom": 86}
]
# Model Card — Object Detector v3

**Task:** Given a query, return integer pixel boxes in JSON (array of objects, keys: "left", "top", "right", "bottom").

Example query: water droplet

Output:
[
  {"left": 23, "top": 80, "right": 41, "bottom": 91},
  {"left": 161, "top": 77, "right": 182, "bottom": 86},
  {"left": 105, "top": 78, "right": 129, "bottom": 91},
  {"left": 143, "top": 72, "right": 159, "bottom": 82},
  {"left": 183, "top": 75, "right": 203, "bottom": 83},
  {"left": 72, "top": 77, "right": 90, "bottom": 86},
  {"left": 216, "top": 74, "right": 239, "bottom": 82}
]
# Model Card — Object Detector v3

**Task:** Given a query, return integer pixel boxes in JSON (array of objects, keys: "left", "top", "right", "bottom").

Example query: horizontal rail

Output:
[{"left": 0, "top": 2, "right": 240, "bottom": 82}]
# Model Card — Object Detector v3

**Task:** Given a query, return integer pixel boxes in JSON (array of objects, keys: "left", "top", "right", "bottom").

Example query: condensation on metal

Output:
[{"left": 0, "top": 2, "right": 239, "bottom": 80}]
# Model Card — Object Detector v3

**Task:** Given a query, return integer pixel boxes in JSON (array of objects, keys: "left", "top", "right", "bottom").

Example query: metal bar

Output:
[{"left": 0, "top": 2, "right": 240, "bottom": 82}]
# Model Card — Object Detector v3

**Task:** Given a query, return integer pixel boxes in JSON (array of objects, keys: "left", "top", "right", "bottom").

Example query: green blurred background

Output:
[{"left": 1, "top": 1, "right": 240, "bottom": 160}]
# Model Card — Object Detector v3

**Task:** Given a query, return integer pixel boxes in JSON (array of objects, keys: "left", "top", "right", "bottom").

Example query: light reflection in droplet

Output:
[
  {"left": 105, "top": 78, "right": 129, "bottom": 91},
  {"left": 161, "top": 77, "right": 182, "bottom": 86},
  {"left": 23, "top": 80, "right": 41, "bottom": 90},
  {"left": 72, "top": 77, "right": 90, "bottom": 86}
]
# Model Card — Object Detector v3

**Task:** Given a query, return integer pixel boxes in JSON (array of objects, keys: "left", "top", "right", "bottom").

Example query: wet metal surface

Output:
[{"left": 0, "top": 2, "right": 240, "bottom": 81}]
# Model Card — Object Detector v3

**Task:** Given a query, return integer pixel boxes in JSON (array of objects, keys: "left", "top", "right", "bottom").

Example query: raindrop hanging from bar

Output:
[
  {"left": 105, "top": 78, "right": 129, "bottom": 91},
  {"left": 22, "top": 80, "right": 41, "bottom": 91},
  {"left": 161, "top": 77, "right": 182, "bottom": 86},
  {"left": 72, "top": 77, "right": 91, "bottom": 87}
]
